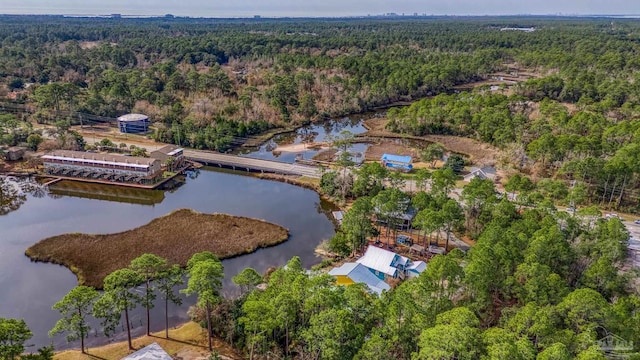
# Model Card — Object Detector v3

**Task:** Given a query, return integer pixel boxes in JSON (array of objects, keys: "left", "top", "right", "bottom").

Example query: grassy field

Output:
[
  {"left": 25, "top": 209, "right": 289, "bottom": 288},
  {"left": 54, "top": 321, "right": 242, "bottom": 360}
]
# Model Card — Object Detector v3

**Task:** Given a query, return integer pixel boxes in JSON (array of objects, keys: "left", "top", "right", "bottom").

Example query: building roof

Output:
[
  {"left": 428, "top": 245, "right": 446, "bottom": 254},
  {"left": 117, "top": 113, "right": 149, "bottom": 122},
  {"left": 479, "top": 166, "right": 497, "bottom": 175},
  {"left": 121, "top": 342, "right": 171, "bottom": 360},
  {"left": 410, "top": 244, "right": 425, "bottom": 253},
  {"left": 407, "top": 261, "right": 427, "bottom": 273},
  {"left": 357, "top": 246, "right": 403, "bottom": 277},
  {"left": 7, "top": 146, "right": 26, "bottom": 152},
  {"left": 396, "top": 207, "right": 417, "bottom": 221},
  {"left": 42, "top": 150, "right": 158, "bottom": 168},
  {"left": 381, "top": 153, "right": 412, "bottom": 164},
  {"left": 154, "top": 144, "right": 184, "bottom": 156},
  {"left": 398, "top": 254, "right": 410, "bottom": 266},
  {"left": 375, "top": 206, "right": 417, "bottom": 221},
  {"left": 328, "top": 262, "right": 391, "bottom": 295},
  {"left": 332, "top": 211, "right": 344, "bottom": 225},
  {"left": 465, "top": 166, "right": 497, "bottom": 180}
]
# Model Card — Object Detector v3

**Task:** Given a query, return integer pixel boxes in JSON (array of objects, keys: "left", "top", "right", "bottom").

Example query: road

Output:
[{"left": 183, "top": 149, "right": 321, "bottom": 178}]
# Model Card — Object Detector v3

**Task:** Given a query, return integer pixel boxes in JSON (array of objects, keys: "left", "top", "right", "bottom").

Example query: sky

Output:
[{"left": 1, "top": 0, "right": 638, "bottom": 17}]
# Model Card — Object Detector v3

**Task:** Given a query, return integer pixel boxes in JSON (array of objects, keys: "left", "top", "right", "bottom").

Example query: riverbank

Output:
[
  {"left": 25, "top": 208, "right": 289, "bottom": 288},
  {"left": 54, "top": 321, "right": 242, "bottom": 360}
]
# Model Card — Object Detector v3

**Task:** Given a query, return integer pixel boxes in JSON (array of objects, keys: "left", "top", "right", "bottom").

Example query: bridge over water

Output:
[{"left": 184, "top": 150, "right": 322, "bottom": 178}]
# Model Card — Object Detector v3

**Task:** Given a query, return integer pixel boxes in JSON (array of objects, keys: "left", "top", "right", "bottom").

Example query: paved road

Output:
[{"left": 183, "top": 149, "right": 321, "bottom": 178}]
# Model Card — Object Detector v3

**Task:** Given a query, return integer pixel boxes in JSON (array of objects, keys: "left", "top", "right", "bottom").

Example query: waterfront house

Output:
[
  {"left": 375, "top": 204, "right": 417, "bottom": 232},
  {"left": 328, "top": 262, "right": 391, "bottom": 295},
  {"left": 42, "top": 150, "right": 162, "bottom": 185},
  {"left": 357, "top": 245, "right": 421, "bottom": 280}
]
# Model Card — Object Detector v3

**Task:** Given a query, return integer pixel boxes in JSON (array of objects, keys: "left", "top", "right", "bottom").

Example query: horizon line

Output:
[{"left": 1, "top": 13, "right": 640, "bottom": 19}]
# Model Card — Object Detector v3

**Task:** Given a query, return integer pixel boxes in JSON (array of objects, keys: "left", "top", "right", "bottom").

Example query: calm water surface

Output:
[
  {"left": 0, "top": 169, "right": 336, "bottom": 349},
  {"left": 239, "top": 115, "right": 371, "bottom": 162}
]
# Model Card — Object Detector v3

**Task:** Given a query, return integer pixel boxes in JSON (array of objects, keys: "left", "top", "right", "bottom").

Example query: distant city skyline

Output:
[{"left": 1, "top": 0, "right": 638, "bottom": 17}]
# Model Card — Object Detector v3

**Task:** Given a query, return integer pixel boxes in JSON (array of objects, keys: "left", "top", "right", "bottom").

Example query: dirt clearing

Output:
[{"left": 362, "top": 118, "right": 501, "bottom": 166}]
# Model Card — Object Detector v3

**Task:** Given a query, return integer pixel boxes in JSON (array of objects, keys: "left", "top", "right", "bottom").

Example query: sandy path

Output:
[{"left": 275, "top": 142, "right": 329, "bottom": 152}]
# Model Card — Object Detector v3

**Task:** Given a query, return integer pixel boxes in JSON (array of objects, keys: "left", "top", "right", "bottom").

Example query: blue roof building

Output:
[{"left": 381, "top": 153, "right": 413, "bottom": 171}]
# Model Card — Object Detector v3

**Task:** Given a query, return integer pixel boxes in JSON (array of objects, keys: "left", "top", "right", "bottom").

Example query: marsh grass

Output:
[{"left": 25, "top": 209, "right": 289, "bottom": 288}]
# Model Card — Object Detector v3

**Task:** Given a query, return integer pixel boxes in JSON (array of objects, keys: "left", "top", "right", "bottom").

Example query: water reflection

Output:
[
  {"left": 0, "top": 114, "right": 385, "bottom": 350},
  {"left": 49, "top": 181, "right": 165, "bottom": 206},
  {"left": 0, "top": 176, "right": 49, "bottom": 215},
  {"left": 238, "top": 115, "right": 371, "bottom": 163},
  {"left": 0, "top": 169, "right": 335, "bottom": 350}
]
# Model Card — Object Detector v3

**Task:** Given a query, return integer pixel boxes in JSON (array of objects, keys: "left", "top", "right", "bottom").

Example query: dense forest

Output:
[
  {"left": 0, "top": 16, "right": 496, "bottom": 151},
  {"left": 3, "top": 16, "right": 639, "bottom": 151},
  {"left": 387, "top": 91, "right": 640, "bottom": 212},
  {"left": 206, "top": 172, "right": 640, "bottom": 359},
  {"left": 380, "top": 17, "right": 640, "bottom": 212},
  {"left": 3, "top": 16, "right": 640, "bottom": 359}
]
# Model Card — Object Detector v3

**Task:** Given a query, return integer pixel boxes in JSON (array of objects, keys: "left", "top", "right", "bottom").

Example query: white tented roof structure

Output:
[{"left": 120, "top": 342, "right": 171, "bottom": 360}]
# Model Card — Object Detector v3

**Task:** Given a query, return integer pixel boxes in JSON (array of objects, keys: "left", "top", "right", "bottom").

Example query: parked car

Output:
[
  {"left": 396, "top": 235, "right": 413, "bottom": 246},
  {"left": 634, "top": 219, "right": 640, "bottom": 225}
]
